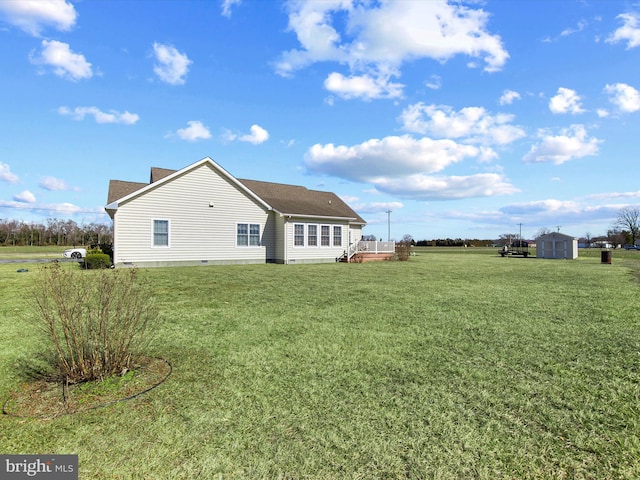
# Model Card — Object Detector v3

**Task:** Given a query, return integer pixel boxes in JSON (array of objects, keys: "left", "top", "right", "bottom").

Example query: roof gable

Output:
[
  {"left": 106, "top": 157, "right": 270, "bottom": 209},
  {"left": 106, "top": 157, "right": 365, "bottom": 224}
]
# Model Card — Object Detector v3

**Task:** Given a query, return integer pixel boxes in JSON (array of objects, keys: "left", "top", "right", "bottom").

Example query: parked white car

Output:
[{"left": 62, "top": 248, "right": 87, "bottom": 259}]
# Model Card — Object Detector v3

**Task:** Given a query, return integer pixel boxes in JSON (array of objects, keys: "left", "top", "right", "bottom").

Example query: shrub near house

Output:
[{"left": 81, "top": 245, "right": 112, "bottom": 269}]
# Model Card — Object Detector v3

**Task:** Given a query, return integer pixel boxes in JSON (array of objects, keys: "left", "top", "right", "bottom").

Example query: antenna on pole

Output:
[{"left": 556, "top": 225, "right": 561, "bottom": 232}]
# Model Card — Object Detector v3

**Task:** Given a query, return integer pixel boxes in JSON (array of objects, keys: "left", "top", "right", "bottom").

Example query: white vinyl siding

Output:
[{"left": 113, "top": 163, "right": 269, "bottom": 266}]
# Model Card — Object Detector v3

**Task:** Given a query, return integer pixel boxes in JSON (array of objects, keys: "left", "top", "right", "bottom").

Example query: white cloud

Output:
[
  {"left": 597, "top": 108, "right": 610, "bottom": 118},
  {"left": 588, "top": 190, "right": 640, "bottom": 201},
  {"left": 399, "top": 103, "right": 526, "bottom": 146},
  {"left": 324, "top": 71, "right": 404, "bottom": 100},
  {"left": 276, "top": 1, "right": 508, "bottom": 97},
  {"left": 560, "top": 19, "right": 587, "bottom": 37},
  {"left": 224, "top": 124, "right": 270, "bottom": 144},
  {"left": 495, "top": 199, "right": 630, "bottom": 229},
  {"left": 523, "top": 125, "right": 602, "bottom": 164},
  {"left": 0, "top": 0, "right": 76, "bottom": 36},
  {"left": 374, "top": 173, "right": 519, "bottom": 200},
  {"left": 0, "top": 200, "right": 86, "bottom": 216},
  {"left": 501, "top": 199, "right": 583, "bottom": 215},
  {"left": 604, "top": 83, "right": 640, "bottom": 113},
  {"left": 549, "top": 87, "right": 585, "bottom": 114},
  {"left": 58, "top": 106, "right": 139, "bottom": 124},
  {"left": 425, "top": 75, "right": 442, "bottom": 90},
  {"left": 14, "top": 190, "right": 36, "bottom": 203},
  {"left": 606, "top": 12, "right": 640, "bottom": 49},
  {"left": 152, "top": 42, "right": 192, "bottom": 85},
  {"left": 240, "top": 125, "right": 269, "bottom": 144},
  {"left": 30, "top": 40, "right": 92, "bottom": 81},
  {"left": 499, "top": 89, "right": 521, "bottom": 105},
  {"left": 175, "top": 121, "right": 212, "bottom": 142},
  {"left": 305, "top": 135, "right": 482, "bottom": 182},
  {"left": 39, "top": 176, "right": 69, "bottom": 191},
  {"left": 357, "top": 201, "right": 405, "bottom": 214},
  {"left": 221, "top": 0, "right": 241, "bottom": 18},
  {"left": 0, "top": 163, "right": 19, "bottom": 183}
]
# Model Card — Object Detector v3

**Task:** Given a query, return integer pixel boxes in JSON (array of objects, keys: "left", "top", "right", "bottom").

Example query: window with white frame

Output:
[
  {"left": 237, "top": 223, "right": 261, "bottom": 247},
  {"left": 153, "top": 219, "right": 169, "bottom": 247},
  {"left": 294, "top": 224, "right": 305, "bottom": 246},
  {"left": 307, "top": 225, "right": 318, "bottom": 247},
  {"left": 321, "top": 225, "right": 331, "bottom": 246},
  {"left": 333, "top": 226, "right": 342, "bottom": 246}
]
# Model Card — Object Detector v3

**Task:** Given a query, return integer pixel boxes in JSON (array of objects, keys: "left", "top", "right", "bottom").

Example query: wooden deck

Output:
[{"left": 349, "top": 252, "right": 394, "bottom": 263}]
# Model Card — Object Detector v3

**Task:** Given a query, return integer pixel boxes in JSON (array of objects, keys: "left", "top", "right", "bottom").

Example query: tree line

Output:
[{"left": 0, "top": 218, "right": 113, "bottom": 247}]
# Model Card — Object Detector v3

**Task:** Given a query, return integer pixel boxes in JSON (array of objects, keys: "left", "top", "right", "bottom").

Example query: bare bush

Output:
[
  {"left": 395, "top": 241, "right": 412, "bottom": 261},
  {"left": 30, "top": 263, "right": 156, "bottom": 384}
]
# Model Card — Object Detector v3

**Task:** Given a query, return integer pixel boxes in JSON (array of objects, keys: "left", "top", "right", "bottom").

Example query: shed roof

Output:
[{"left": 538, "top": 232, "right": 577, "bottom": 240}]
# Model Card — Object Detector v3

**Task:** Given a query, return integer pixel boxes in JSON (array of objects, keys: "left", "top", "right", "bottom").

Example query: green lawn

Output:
[
  {"left": 1, "top": 249, "right": 639, "bottom": 478},
  {"left": 0, "top": 245, "right": 71, "bottom": 260}
]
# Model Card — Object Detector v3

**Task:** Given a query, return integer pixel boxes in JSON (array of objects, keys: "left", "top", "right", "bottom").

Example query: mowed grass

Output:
[
  {"left": 1, "top": 249, "right": 639, "bottom": 478},
  {"left": 0, "top": 245, "right": 69, "bottom": 260}
]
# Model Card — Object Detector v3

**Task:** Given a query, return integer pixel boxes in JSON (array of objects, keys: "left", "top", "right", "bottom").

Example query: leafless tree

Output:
[
  {"left": 614, "top": 207, "right": 640, "bottom": 245},
  {"left": 535, "top": 227, "right": 553, "bottom": 239}
]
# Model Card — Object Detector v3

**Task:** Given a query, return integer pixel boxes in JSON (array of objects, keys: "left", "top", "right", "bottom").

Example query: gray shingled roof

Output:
[
  {"left": 150, "top": 167, "right": 176, "bottom": 183},
  {"left": 107, "top": 165, "right": 365, "bottom": 224},
  {"left": 107, "top": 180, "right": 148, "bottom": 205},
  {"left": 239, "top": 178, "right": 365, "bottom": 223}
]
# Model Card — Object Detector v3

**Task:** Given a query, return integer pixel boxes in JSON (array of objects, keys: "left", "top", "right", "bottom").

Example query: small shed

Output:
[{"left": 536, "top": 232, "right": 578, "bottom": 259}]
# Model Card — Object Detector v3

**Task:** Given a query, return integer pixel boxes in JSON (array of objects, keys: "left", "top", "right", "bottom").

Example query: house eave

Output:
[{"left": 280, "top": 212, "right": 359, "bottom": 222}]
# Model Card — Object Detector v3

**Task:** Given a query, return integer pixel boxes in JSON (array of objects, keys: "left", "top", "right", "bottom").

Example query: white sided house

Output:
[
  {"left": 105, "top": 157, "right": 371, "bottom": 267},
  {"left": 536, "top": 232, "right": 578, "bottom": 259}
]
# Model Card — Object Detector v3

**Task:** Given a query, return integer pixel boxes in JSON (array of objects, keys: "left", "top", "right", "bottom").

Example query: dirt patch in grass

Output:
[{"left": 2, "top": 356, "right": 171, "bottom": 419}]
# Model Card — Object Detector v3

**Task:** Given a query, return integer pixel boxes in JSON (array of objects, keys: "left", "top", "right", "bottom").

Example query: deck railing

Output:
[{"left": 346, "top": 240, "right": 395, "bottom": 261}]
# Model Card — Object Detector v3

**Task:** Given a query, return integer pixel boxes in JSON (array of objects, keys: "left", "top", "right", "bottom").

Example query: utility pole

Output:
[
  {"left": 386, "top": 210, "right": 392, "bottom": 242},
  {"left": 518, "top": 223, "right": 523, "bottom": 243}
]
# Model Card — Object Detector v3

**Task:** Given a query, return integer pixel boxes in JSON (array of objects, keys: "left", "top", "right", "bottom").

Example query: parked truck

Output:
[{"left": 500, "top": 240, "right": 529, "bottom": 258}]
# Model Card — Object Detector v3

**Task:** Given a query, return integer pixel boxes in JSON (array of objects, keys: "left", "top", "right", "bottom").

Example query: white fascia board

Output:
[{"left": 280, "top": 213, "right": 358, "bottom": 222}]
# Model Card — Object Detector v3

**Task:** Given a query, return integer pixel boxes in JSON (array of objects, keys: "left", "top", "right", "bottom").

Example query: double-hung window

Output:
[
  {"left": 153, "top": 219, "right": 169, "bottom": 247},
  {"left": 307, "top": 225, "right": 318, "bottom": 247},
  {"left": 321, "top": 225, "right": 331, "bottom": 246},
  {"left": 237, "top": 223, "right": 261, "bottom": 247},
  {"left": 294, "top": 224, "right": 305, "bottom": 246},
  {"left": 333, "top": 226, "right": 342, "bottom": 247}
]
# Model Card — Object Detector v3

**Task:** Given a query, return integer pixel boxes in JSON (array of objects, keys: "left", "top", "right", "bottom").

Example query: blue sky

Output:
[{"left": 1, "top": 0, "right": 639, "bottom": 241}]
